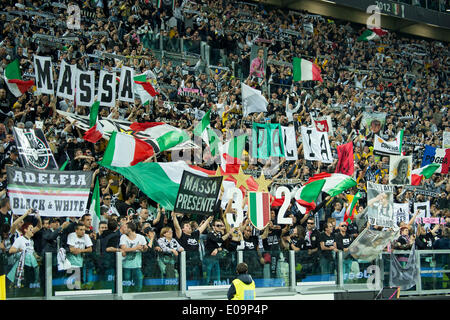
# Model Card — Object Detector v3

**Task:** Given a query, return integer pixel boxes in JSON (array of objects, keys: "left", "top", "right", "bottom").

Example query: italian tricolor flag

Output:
[
  {"left": 90, "top": 177, "right": 101, "bottom": 233},
  {"left": 129, "top": 121, "right": 189, "bottom": 152},
  {"left": 219, "top": 135, "right": 247, "bottom": 174},
  {"left": 343, "top": 191, "right": 361, "bottom": 224},
  {"left": 297, "top": 173, "right": 357, "bottom": 213},
  {"left": 292, "top": 57, "right": 323, "bottom": 82},
  {"left": 357, "top": 28, "right": 388, "bottom": 41},
  {"left": 411, "top": 163, "right": 440, "bottom": 186},
  {"left": 101, "top": 131, "right": 154, "bottom": 167},
  {"left": 4, "top": 59, "right": 34, "bottom": 97},
  {"left": 100, "top": 161, "right": 215, "bottom": 210},
  {"left": 193, "top": 109, "right": 220, "bottom": 156},
  {"left": 248, "top": 192, "right": 271, "bottom": 230},
  {"left": 134, "top": 73, "right": 158, "bottom": 105},
  {"left": 83, "top": 101, "right": 104, "bottom": 143}
]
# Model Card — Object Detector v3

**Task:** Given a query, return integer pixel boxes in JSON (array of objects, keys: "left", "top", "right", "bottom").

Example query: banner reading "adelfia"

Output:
[{"left": 6, "top": 167, "right": 92, "bottom": 217}]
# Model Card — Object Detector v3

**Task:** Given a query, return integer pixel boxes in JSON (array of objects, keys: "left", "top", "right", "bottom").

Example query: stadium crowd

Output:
[{"left": 0, "top": 0, "right": 449, "bottom": 292}]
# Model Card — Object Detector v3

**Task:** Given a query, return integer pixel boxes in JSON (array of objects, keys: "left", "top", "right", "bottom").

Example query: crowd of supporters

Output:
[{"left": 0, "top": 0, "right": 449, "bottom": 291}]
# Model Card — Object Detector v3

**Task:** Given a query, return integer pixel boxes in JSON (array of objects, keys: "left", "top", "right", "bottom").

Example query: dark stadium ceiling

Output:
[{"left": 256, "top": 0, "right": 450, "bottom": 42}]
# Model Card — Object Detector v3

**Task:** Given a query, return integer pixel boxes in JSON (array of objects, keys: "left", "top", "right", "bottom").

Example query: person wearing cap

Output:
[{"left": 227, "top": 262, "right": 255, "bottom": 300}]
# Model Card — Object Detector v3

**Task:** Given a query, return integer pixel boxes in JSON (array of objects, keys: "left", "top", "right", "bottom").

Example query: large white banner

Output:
[
  {"left": 301, "top": 126, "right": 332, "bottom": 163},
  {"left": 348, "top": 227, "right": 399, "bottom": 262},
  {"left": 97, "top": 70, "right": 116, "bottom": 107},
  {"left": 34, "top": 55, "right": 55, "bottom": 95},
  {"left": 367, "top": 182, "right": 396, "bottom": 229},
  {"left": 118, "top": 66, "right": 135, "bottom": 103},
  {"left": 6, "top": 167, "right": 93, "bottom": 217},
  {"left": 56, "top": 60, "right": 76, "bottom": 100},
  {"left": 75, "top": 70, "right": 95, "bottom": 106},
  {"left": 373, "top": 134, "right": 401, "bottom": 155},
  {"left": 282, "top": 126, "right": 298, "bottom": 161}
]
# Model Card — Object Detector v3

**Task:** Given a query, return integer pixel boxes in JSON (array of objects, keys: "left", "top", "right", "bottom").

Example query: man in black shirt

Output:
[
  {"left": 172, "top": 212, "right": 213, "bottom": 280},
  {"left": 115, "top": 191, "right": 137, "bottom": 217},
  {"left": 261, "top": 220, "right": 282, "bottom": 278},
  {"left": 203, "top": 219, "right": 233, "bottom": 285},
  {"left": 97, "top": 219, "right": 121, "bottom": 290},
  {"left": 302, "top": 217, "right": 321, "bottom": 273},
  {"left": 319, "top": 222, "right": 338, "bottom": 280},
  {"left": 242, "top": 224, "right": 265, "bottom": 279},
  {"left": 335, "top": 222, "right": 354, "bottom": 278},
  {"left": 0, "top": 197, "right": 12, "bottom": 229}
]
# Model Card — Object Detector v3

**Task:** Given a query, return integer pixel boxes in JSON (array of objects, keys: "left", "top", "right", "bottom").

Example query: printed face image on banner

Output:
[
  {"left": 249, "top": 45, "right": 267, "bottom": 80},
  {"left": 360, "top": 112, "right": 386, "bottom": 136},
  {"left": 389, "top": 155, "right": 412, "bottom": 185},
  {"left": 367, "top": 182, "right": 396, "bottom": 228}
]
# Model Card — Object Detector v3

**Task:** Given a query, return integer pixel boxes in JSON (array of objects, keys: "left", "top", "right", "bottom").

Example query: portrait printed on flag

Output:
[
  {"left": 360, "top": 112, "right": 386, "bottom": 136},
  {"left": 249, "top": 45, "right": 267, "bottom": 81},
  {"left": 367, "top": 182, "right": 396, "bottom": 228},
  {"left": 389, "top": 155, "right": 412, "bottom": 186}
]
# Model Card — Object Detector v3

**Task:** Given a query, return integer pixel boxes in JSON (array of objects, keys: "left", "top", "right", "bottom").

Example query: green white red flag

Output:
[
  {"left": 3, "top": 59, "right": 34, "bottom": 97},
  {"left": 248, "top": 192, "right": 271, "bottom": 230},
  {"left": 100, "top": 131, "right": 154, "bottom": 167},
  {"left": 83, "top": 101, "right": 104, "bottom": 143}
]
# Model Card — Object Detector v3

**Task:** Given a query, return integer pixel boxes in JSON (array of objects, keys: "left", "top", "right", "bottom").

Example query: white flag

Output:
[
  {"left": 75, "top": 69, "right": 95, "bottom": 106},
  {"left": 393, "top": 203, "right": 410, "bottom": 226},
  {"left": 56, "top": 60, "right": 76, "bottom": 100},
  {"left": 34, "top": 55, "right": 54, "bottom": 95},
  {"left": 301, "top": 126, "right": 332, "bottom": 163},
  {"left": 98, "top": 70, "right": 116, "bottom": 108},
  {"left": 241, "top": 83, "right": 268, "bottom": 117},
  {"left": 282, "top": 126, "right": 298, "bottom": 161}
]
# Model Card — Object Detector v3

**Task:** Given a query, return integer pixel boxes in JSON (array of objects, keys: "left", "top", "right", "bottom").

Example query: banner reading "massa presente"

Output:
[
  {"left": 6, "top": 167, "right": 92, "bottom": 217},
  {"left": 174, "top": 170, "right": 223, "bottom": 216}
]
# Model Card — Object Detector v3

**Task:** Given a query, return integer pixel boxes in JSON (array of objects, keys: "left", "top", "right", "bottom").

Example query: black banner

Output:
[
  {"left": 13, "top": 127, "right": 59, "bottom": 170},
  {"left": 174, "top": 171, "right": 223, "bottom": 216}
]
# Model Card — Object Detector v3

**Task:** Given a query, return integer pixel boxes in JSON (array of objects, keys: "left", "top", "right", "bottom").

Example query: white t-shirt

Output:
[
  {"left": 67, "top": 232, "right": 93, "bottom": 249},
  {"left": 119, "top": 234, "right": 147, "bottom": 269},
  {"left": 12, "top": 235, "right": 34, "bottom": 255},
  {"left": 11, "top": 235, "right": 37, "bottom": 267},
  {"left": 66, "top": 232, "right": 93, "bottom": 267}
]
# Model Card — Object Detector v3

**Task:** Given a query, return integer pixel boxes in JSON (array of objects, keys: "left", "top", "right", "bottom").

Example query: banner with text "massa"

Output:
[
  {"left": 6, "top": 167, "right": 93, "bottom": 217},
  {"left": 174, "top": 170, "right": 223, "bottom": 216}
]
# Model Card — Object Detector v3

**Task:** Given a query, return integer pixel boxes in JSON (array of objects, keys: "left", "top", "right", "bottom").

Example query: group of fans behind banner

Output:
[{"left": 0, "top": 0, "right": 449, "bottom": 291}]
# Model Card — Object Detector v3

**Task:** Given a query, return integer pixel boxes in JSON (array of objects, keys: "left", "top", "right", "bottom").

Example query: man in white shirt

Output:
[
  {"left": 66, "top": 222, "right": 93, "bottom": 287},
  {"left": 119, "top": 222, "right": 148, "bottom": 292}
]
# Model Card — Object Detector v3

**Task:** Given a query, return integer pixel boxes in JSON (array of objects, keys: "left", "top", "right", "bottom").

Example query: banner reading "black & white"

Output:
[{"left": 7, "top": 167, "right": 92, "bottom": 217}]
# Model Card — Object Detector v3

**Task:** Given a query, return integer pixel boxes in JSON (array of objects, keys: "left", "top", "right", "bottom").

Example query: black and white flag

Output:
[{"left": 12, "top": 127, "right": 59, "bottom": 170}]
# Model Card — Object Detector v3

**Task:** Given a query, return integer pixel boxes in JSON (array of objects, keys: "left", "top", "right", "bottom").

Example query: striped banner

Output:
[
  {"left": 6, "top": 167, "right": 92, "bottom": 217},
  {"left": 248, "top": 192, "right": 270, "bottom": 230}
]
